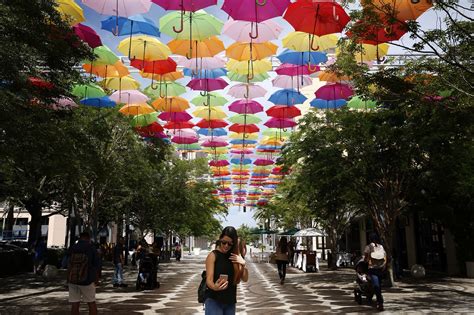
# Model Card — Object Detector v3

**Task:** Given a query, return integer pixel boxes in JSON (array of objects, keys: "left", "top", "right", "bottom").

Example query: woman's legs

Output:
[
  {"left": 282, "top": 262, "right": 287, "bottom": 281},
  {"left": 205, "top": 298, "right": 235, "bottom": 315},
  {"left": 368, "top": 269, "right": 384, "bottom": 308},
  {"left": 276, "top": 260, "right": 284, "bottom": 279}
]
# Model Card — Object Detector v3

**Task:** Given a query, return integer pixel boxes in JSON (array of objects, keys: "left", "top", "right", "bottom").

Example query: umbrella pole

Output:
[{"left": 128, "top": 21, "right": 134, "bottom": 59}]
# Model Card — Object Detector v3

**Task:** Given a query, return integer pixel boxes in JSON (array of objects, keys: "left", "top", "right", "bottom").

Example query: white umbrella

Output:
[{"left": 293, "top": 228, "right": 325, "bottom": 237}]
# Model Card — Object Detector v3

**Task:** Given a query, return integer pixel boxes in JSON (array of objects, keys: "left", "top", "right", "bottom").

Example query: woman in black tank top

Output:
[{"left": 205, "top": 226, "right": 248, "bottom": 314}]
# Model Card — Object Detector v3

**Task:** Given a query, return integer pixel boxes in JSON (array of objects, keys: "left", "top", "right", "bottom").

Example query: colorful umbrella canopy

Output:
[
  {"left": 102, "top": 76, "right": 140, "bottom": 90},
  {"left": 118, "top": 35, "right": 171, "bottom": 60},
  {"left": 268, "top": 89, "right": 307, "bottom": 105},
  {"left": 130, "top": 112, "right": 159, "bottom": 127},
  {"left": 229, "top": 123, "right": 259, "bottom": 134},
  {"left": 153, "top": 0, "right": 217, "bottom": 11},
  {"left": 175, "top": 56, "right": 226, "bottom": 70},
  {"left": 197, "top": 128, "right": 227, "bottom": 137},
  {"left": 347, "top": 96, "right": 378, "bottom": 109},
  {"left": 226, "top": 42, "right": 278, "bottom": 61},
  {"left": 228, "top": 114, "right": 262, "bottom": 124},
  {"left": 187, "top": 78, "right": 228, "bottom": 91},
  {"left": 193, "top": 106, "right": 227, "bottom": 120},
  {"left": 277, "top": 49, "right": 328, "bottom": 66},
  {"left": 82, "top": 61, "right": 129, "bottom": 78},
  {"left": 310, "top": 98, "right": 347, "bottom": 109},
  {"left": 315, "top": 83, "right": 354, "bottom": 100},
  {"left": 191, "top": 93, "right": 228, "bottom": 106},
  {"left": 227, "top": 59, "right": 272, "bottom": 75},
  {"left": 160, "top": 11, "right": 223, "bottom": 40},
  {"left": 222, "top": 0, "right": 291, "bottom": 23},
  {"left": 55, "top": 0, "right": 85, "bottom": 25},
  {"left": 110, "top": 90, "right": 149, "bottom": 104},
  {"left": 228, "top": 100, "right": 264, "bottom": 114},
  {"left": 130, "top": 58, "right": 177, "bottom": 74},
  {"left": 144, "top": 82, "right": 186, "bottom": 97},
  {"left": 264, "top": 117, "right": 297, "bottom": 129},
  {"left": 228, "top": 84, "right": 267, "bottom": 99},
  {"left": 164, "top": 121, "right": 195, "bottom": 129},
  {"left": 196, "top": 119, "right": 228, "bottom": 128},
  {"left": 84, "top": 45, "right": 119, "bottom": 65},
  {"left": 362, "top": 0, "right": 433, "bottom": 21},
  {"left": 266, "top": 105, "right": 301, "bottom": 119},
  {"left": 82, "top": 0, "right": 151, "bottom": 17},
  {"left": 347, "top": 20, "right": 407, "bottom": 45},
  {"left": 168, "top": 36, "right": 224, "bottom": 59},
  {"left": 282, "top": 32, "right": 338, "bottom": 52},
  {"left": 152, "top": 96, "right": 190, "bottom": 112},
  {"left": 318, "top": 71, "right": 351, "bottom": 83},
  {"left": 183, "top": 68, "right": 227, "bottom": 79},
  {"left": 119, "top": 103, "right": 155, "bottom": 116},
  {"left": 159, "top": 111, "right": 193, "bottom": 122},
  {"left": 73, "top": 23, "right": 102, "bottom": 48},
  {"left": 80, "top": 96, "right": 116, "bottom": 108},
  {"left": 275, "top": 63, "right": 319, "bottom": 76},
  {"left": 272, "top": 75, "right": 312, "bottom": 89},
  {"left": 101, "top": 14, "right": 159, "bottom": 37},
  {"left": 227, "top": 72, "right": 270, "bottom": 83},
  {"left": 72, "top": 83, "right": 106, "bottom": 99},
  {"left": 284, "top": 0, "right": 350, "bottom": 36},
  {"left": 222, "top": 19, "right": 283, "bottom": 43}
]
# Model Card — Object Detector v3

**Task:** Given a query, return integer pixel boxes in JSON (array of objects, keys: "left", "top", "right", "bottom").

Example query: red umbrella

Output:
[
  {"left": 130, "top": 58, "right": 177, "bottom": 74},
  {"left": 284, "top": 1, "right": 350, "bottom": 36},
  {"left": 347, "top": 19, "right": 407, "bottom": 45},
  {"left": 209, "top": 160, "right": 230, "bottom": 167},
  {"left": 266, "top": 105, "right": 301, "bottom": 119},
  {"left": 159, "top": 111, "right": 193, "bottom": 122},
  {"left": 135, "top": 122, "right": 164, "bottom": 134},
  {"left": 72, "top": 23, "right": 102, "bottom": 48},
  {"left": 163, "top": 121, "right": 194, "bottom": 129},
  {"left": 172, "top": 135, "right": 199, "bottom": 144},
  {"left": 229, "top": 123, "right": 259, "bottom": 134},
  {"left": 196, "top": 119, "right": 228, "bottom": 128}
]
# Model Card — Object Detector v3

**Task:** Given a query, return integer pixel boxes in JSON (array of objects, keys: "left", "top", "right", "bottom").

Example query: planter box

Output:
[{"left": 466, "top": 261, "right": 474, "bottom": 278}]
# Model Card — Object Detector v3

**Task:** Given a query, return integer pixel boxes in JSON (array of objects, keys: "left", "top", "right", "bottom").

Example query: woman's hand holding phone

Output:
[{"left": 214, "top": 274, "right": 228, "bottom": 291}]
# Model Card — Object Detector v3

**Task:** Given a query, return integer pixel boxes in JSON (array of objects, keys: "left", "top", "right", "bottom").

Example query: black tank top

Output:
[{"left": 207, "top": 250, "right": 236, "bottom": 305}]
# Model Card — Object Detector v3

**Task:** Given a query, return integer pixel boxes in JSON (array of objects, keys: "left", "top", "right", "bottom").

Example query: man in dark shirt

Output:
[
  {"left": 68, "top": 231, "right": 100, "bottom": 315},
  {"left": 113, "top": 237, "right": 127, "bottom": 287}
]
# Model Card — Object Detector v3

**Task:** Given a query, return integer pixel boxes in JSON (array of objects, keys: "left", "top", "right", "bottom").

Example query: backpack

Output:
[
  {"left": 197, "top": 270, "right": 208, "bottom": 303},
  {"left": 369, "top": 243, "right": 386, "bottom": 269},
  {"left": 67, "top": 252, "right": 89, "bottom": 284}
]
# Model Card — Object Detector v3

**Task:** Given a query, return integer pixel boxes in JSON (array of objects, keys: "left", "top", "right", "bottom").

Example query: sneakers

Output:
[
  {"left": 280, "top": 279, "right": 284, "bottom": 285},
  {"left": 377, "top": 304, "right": 384, "bottom": 311}
]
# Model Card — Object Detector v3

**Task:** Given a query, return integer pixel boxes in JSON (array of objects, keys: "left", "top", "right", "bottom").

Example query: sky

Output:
[{"left": 75, "top": 0, "right": 472, "bottom": 229}]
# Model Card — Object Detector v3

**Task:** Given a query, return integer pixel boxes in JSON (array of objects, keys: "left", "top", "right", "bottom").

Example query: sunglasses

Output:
[{"left": 220, "top": 240, "right": 233, "bottom": 247}]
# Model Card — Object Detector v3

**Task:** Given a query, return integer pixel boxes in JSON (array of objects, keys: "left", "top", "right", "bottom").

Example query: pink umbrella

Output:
[
  {"left": 275, "top": 63, "right": 319, "bottom": 76},
  {"left": 170, "top": 128, "right": 196, "bottom": 137},
  {"left": 159, "top": 111, "right": 193, "bottom": 122},
  {"left": 187, "top": 78, "right": 228, "bottom": 91},
  {"left": 172, "top": 135, "right": 199, "bottom": 144},
  {"left": 110, "top": 90, "right": 149, "bottom": 104},
  {"left": 228, "top": 100, "right": 264, "bottom": 114},
  {"left": 254, "top": 159, "right": 274, "bottom": 166},
  {"left": 272, "top": 75, "right": 312, "bottom": 89},
  {"left": 153, "top": 0, "right": 216, "bottom": 11},
  {"left": 82, "top": 0, "right": 151, "bottom": 17},
  {"left": 50, "top": 97, "right": 77, "bottom": 110},
  {"left": 174, "top": 56, "right": 226, "bottom": 70},
  {"left": 72, "top": 24, "right": 102, "bottom": 48},
  {"left": 209, "top": 160, "right": 230, "bottom": 167},
  {"left": 315, "top": 83, "right": 353, "bottom": 100},
  {"left": 228, "top": 83, "right": 267, "bottom": 99},
  {"left": 264, "top": 117, "right": 297, "bottom": 129},
  {"left": 222, "top": 0, "right": 290, "bottom": 23},
  {"left": 201, "top": 140, "right": 229, "bottom": 147},
  {"left": 231, "top": 149, "right": 254, "bottom": 154},
  {"left": 222, "top": 18, "right": 282, "bottom": 43}
]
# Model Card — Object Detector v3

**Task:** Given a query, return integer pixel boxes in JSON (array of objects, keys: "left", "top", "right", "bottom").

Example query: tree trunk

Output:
[
  {"left": 25, "top": 199, "right": 42, "bottom": 247},
  {"left": 4, "top": 202, "right": 14, "bottom": 238},
  {"left": 326, "top": 229, "right": 338, "bottom": 270}
]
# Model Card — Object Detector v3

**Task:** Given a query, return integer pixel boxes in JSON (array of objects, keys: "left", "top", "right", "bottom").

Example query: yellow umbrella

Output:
[
  {"left": 117, "top": 35, "right": 171, "bottom": 61},
  {"left": 193, "top": 106, "right": 227, "bottom": 120},
  {"left": 283, "top": 32, "right": 338, "bottom": 52},
  {"left": 352, "top": 43, "right": 390, "bottom": 62},
  {"left": 168, "top": 37, "right": 224, "bottom": 58},
  {"left": 140, "top": 71, "right": 184, "bottom": 81},
  {"left": 229, "top": 132, "right": 258, "bottom": 140},
  {"left": 204, "top": 147, "right": 228, "bottom": 154},
  {"left": 318, "top": 71, "right": 351, "bottom": 82},
  {"left": 103, "top": 76, "right": 140, "bottom": 90},
  {"left": 231, "top": 144, "right": 256, "bottom": 150},
  {"left": 55, "top": 0, "right": 85, "bottom": 25},
  {"left": 226, "top": 42, "right": 277, "bottom": 61},
  {"left": 82, "top": 61, "right": 129, "bottom": 78},
  {"left": 119, "top": 103, "right": 155, "bottom": 116},
  {"left": 261, "top": 139, "right": 283, "bottom": 146},
  {"left": 227, "top": 59, "right": 272, "bottom": 75},
  {"left": 151, "top": 97, "right": 189, "bottom": 112}
]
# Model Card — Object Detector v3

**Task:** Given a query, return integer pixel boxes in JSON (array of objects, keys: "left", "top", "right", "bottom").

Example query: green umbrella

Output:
[
  {"left": 144, "top": 82, "right": 186, "bottom": 98},
  {"left": 191, "top": 92, "right": 228, "bottom": 107},
  {"left": 278, "top": 228, "right": 300, "bottom": 236},
  {"left": 71, "top": 83, "right": 106, "bottom": 99},
  {"left": 227, "top": 71, "right": 269, "bottom": 83},
  {"left": 250, "top": 228, "right": 277, "bottom": 235},
  {"left": 175, "top": 143, "right": 201, "bottom": 151},
  {"left": 347, "top": 96, "right": 377, "bottom": 110},
  {"left": 130, "top": 112, "right": 159, "bottom": 127},
  {"left": 83, "top": 45, "right": 119, "bottom": 65},
  {"left": 160, "top": 11, "right": 223, "bottom": 41},
  {"left": 262, "top": 128, "right": 292, "bottom": 137},
  {"left": 228, "top": 114, "right": 262, "bottom": 124}
]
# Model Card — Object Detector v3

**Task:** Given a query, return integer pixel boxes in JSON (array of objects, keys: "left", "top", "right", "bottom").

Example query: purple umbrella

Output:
[
  {"left": 159, "top": 111, "right": 193, "bottom": 122},
  {"left": 315, "top": 83, "right": 353, "bottom": 100},
  {"left": 222, "top": 0, "right": 291, "bottom": 39},
  {"left": 187, "top": 78, "right": 228, "bottom": 92},
  {"left": 264, "top": 117, "right": 297, "bottom": 129},
  {"left": 72, "top": 23, "right": 102, "bottom": 48},
  {"left": 228, "top": 100, "right": 264, "bottom": 114}
]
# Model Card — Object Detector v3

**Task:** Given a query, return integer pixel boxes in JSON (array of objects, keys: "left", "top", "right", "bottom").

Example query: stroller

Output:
[
  {"left": 136, "top": 253, "right": 159, "bottom": 291},
  {"left": 353, "top": 258, "right": 374, "bottom": 305}
]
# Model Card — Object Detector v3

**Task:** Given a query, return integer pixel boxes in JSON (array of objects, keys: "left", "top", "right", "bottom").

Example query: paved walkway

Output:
[{"left": 1, "top": 252, "right": 474, "bottom": 314}]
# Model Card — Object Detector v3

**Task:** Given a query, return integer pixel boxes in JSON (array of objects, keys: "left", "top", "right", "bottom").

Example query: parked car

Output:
[{"left": 0, "top": 242, "right": 33, "bottom": 276}]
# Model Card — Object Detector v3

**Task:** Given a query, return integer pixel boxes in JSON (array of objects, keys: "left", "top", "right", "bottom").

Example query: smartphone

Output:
[{"left": 218, "top": 274, "right": 228, "bottom": 282}]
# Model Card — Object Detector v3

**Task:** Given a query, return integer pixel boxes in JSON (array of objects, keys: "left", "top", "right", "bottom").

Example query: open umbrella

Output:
[
  {"left": 362, "top": 0, "right": 433, "bottom": 21},
  {"left": 159, "top": 111, "right": 193, "bottom": 122},
  {"left": 228, "top": 114, "right": 262, "bottom": 124},
  {"left": 272, "top": 75, "right": 312, "bottom": 89},
  {"left": 282, "top": 32, "right": 338, "bottom": 52},
  {"left": 266, "top": 105, "right": 301, "bottom": 119},
  {"left": 73, "top": 23, "right": 102, "bottom": 48},
  {"left": 222, "top": 18, "right": 282, "bottom": 43},
  {"left": 228, "top": 100, "right": 264, "bottom": 114},
  {"left": 228, "top": 83, "right": 267, "bottom": 99},
  {"left": 275, "top": 63, "right": 319, "bottom": 76},
  {"left": 226, "top": 42, "right": 277, "bottom": 61},
  {"left": 347, "top": 96, "right": 378, "bottom": 110},
  {"left": 264, "top": 117, "right": 297, "bottom": 129},
  {"left": 310, "top": 98, "right": 347, "bottom": 109},
  {"left": 130, "top": 112, "right": 159, "bottom": 127},
  {"left": 315, "top": 83, "right": 353, "bottom": 100},
  {"left": 152, "top": 96, "right": 190, "bottom": 112},
  {"left": 187, "top": 78, "right": 228, "bottom": 92},
  {"left": 191, "top": 92, "right": 228, "bottom": 107},
  {"left": 118, "top": 35, "right": 171, "bottom": 61},
  {"left": 101, "top": 14, "right": 159, "bottom": 36},
  {"left": 55, "top": 0, "right": 85, "bottom": 25},
  {"left": 164, "top": 121, "right": 195, "bottom": 129},
  {"left": 268, "top": 89, "right": 307, "bottom": 106},
  {"left": 168, "top": 36, "right": 224, "bottom": 59}
]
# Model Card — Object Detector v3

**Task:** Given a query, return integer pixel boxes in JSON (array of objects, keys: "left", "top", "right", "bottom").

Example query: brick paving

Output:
[{"left": 1, "top": 252, "right": 474, "bottom": 314}]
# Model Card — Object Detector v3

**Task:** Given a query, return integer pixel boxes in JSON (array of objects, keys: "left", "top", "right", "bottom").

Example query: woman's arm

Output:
[
  {"left": 230, "top": 253, "right": 248, "bottom": 282},
  {"left": 206, "top": 252, "right": 228, "bottom": 291}
]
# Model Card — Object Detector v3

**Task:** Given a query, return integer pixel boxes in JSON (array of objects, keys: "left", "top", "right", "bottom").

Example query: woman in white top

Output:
[{"left": 364, "top": 233, "right": 387, "bottom": 311}]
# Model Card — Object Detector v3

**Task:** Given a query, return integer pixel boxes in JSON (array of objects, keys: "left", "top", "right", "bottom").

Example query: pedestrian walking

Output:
[
  {"left": 67, "top": 231, "right": 100, "bottom": 315},
  {"left": 205, "top": 226, "right": 248, "bottom": 314},
  {"left": 288, "top": 238, "right": 295, "bottom": 267},
  {"left": 113, "top": 237, "right": 127, "bottom": 287},
  {"left": 174, "top": 243, "right": 182, "bottom": 262},
  {"left": 364, "top": 233, "right": 387, "bottom": 311},
  {"left": 275, "top": 237, "right": 289, "bottom": 284}
]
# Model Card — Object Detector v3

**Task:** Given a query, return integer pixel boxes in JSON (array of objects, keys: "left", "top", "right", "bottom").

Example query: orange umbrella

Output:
[
  {"left": 119, "top": 103, "right": 155, "bottom": 116},
  {"left": 140, "top": 71, "right": 184, "bottom": 81},
  {"left": 82, "top": 61, "right": 129, "bottom": 78},
  {"left": 318, "top": 71, "right": 351, "bottom": 82},
  {"left": 362, "top": 0, "right": 432, "bottom": 21},
  {"left": 226, "top": 42, "right": 278, "bottom": 61},
  {"left": 151, "top": 96, "right": 190, "bottom": 112},
  {"left": 168, "top": 36, "right": 224, "bottom": 59}
]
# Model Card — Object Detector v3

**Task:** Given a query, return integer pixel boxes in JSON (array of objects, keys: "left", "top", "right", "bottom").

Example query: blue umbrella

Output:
[
  {"left": 277, "top": 49, "right": 328, "bottom": 66},
  {"left": 230, "top": 158, "right": 252, "bottom": 165},
  {"left": 80, "top": 96, "right": 116, "bottom": 108},
  {"left": 183, "top": 68, "right": 227, "bottom": 79},
  {"left": 230, "top": 139, "right": 258, "bottom": 145},
  {"left": 269, "top": 89, "right": 307, "bottom": 105},
  {"left": 101, "top": 15, "right": 160, "bottom": 37},
  {"left": 197, "top": 128, "right": 227, "bottom": 136},
  {"left": 310, "top": 98, "right": 347, "bottom": 109}
]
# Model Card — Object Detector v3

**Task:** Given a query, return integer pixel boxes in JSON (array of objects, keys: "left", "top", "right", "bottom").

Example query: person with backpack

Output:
[
  {"left": 275, "top": 237, "right": 289, "bottom": 284},
  {"left": 67, "top": 231, "right": 100, "bottom": 315},
  {"left": 203, "top": 226, "right": 248, "bottom": 314},
  {"left": 364, "top": 232, "right": 387, "bottom": 311}
]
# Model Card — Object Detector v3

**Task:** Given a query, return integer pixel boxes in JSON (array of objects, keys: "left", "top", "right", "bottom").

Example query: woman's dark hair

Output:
[
  {"left": 368, "top": 232, "right": 380, "bottom": 245},
  {"left": 278, "top": 236, "right": 288, "bottom": 253},
  {"left": 218, "top": 226, "right": 239, "bottom": 255}
]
